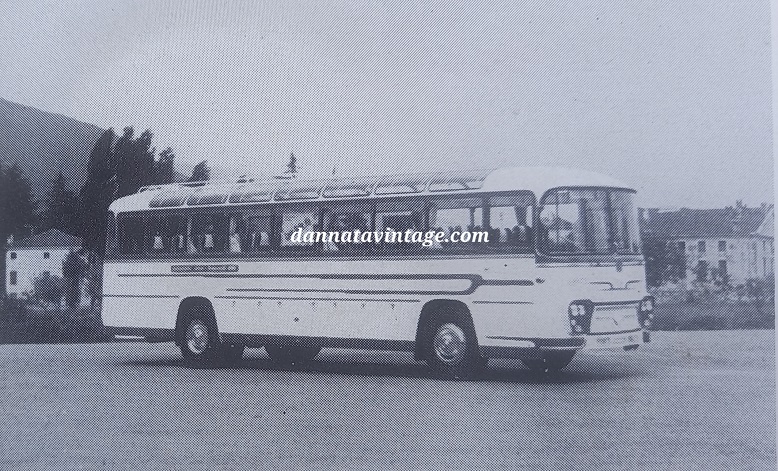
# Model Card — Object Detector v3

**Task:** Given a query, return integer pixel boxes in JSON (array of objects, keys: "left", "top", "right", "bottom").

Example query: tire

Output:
[
  {"left": 521, "top": 351, "right": 576, "bottom": 373},
  {"left": 220, "top": 343, "right": 245, "bottom": 363},
  {"left": 425, "top": 315, "right": 482, "bottom": 379},
  {"left": 179, "top": 315, "right": 219, "bottom": 364},
  {"left": 265, "top": 345, "right": 321, "bottom": 366}
]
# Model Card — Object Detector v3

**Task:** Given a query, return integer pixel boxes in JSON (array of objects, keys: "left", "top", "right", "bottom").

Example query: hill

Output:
[{"left": 0, "top": 98, "right": 104, "bottom": 200}]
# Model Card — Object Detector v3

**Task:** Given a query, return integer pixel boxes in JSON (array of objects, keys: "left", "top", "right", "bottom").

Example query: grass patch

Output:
[
  {"left": 652, "top": 302, "right": 775, "bottom": 331},
  {"left": 0, "top": 307, "right": 113, "bottom": 344}
]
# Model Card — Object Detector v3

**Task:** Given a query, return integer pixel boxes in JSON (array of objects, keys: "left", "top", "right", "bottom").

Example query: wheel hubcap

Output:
[
  {"left": 185, "top": 320, "right": 209, "bottom": 354},
  {"left": 433, "top": 323, "right": 467, "bottom": 365}
]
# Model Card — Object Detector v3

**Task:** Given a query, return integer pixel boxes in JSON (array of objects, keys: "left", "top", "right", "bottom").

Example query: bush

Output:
[{"left": 32, "top": 273, "right": 64, "bottom": 306}]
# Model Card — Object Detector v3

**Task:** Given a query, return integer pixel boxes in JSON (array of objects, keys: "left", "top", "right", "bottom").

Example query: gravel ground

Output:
[{"left": 0, "top": 330, "right": 774, "bottom": 470}]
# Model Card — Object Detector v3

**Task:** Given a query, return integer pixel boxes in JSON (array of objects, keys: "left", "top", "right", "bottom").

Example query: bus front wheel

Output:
[
  {"left": 265, "top": 345, "right": 321, "bottom": 366},
  {"left": 521, "top": 351, "right": 575, "bottom": 373},
  {"left": 425, "top": 317, "right": 482, "bottom": 379},
  {"left": 180, "top": 316, "right": 219, "bottom": 363}
]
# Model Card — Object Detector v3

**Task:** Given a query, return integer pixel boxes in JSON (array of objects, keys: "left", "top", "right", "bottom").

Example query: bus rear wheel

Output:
[
  {"left": 265, "top": 345, "right": 321, "bottom": 366},
  {"left": 521, "top": 351, "right": 576, "bottom": 373},
  {"left": 425, "top": 317, "right": 481, "bottom": 379},
  {"left": 180, "top": 316, "right": 219, "bottom": 363}
]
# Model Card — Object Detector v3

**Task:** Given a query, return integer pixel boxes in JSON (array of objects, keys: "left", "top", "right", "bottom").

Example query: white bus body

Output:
[{"left": 102, "top": 167, "right": 653, "bottom": 376}]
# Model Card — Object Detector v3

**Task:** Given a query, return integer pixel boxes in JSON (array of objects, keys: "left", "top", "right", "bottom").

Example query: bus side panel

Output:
[{"left": 101, "top": 261, "right": 182, "bottom": 331}]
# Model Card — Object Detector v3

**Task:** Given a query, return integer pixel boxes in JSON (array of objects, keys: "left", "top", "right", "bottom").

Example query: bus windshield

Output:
[{"left": 539, "top": 188, "right": 641, "bottom": 255}]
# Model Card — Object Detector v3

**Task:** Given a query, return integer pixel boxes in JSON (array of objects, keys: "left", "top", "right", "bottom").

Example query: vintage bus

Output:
[{"left": 102, "top": 166, "right": 654, "bottom": 378}]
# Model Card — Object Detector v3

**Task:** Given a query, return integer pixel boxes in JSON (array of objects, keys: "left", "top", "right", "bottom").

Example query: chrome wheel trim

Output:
[
  {"left": 185, "top": 319, "right": 209, "bottom": 355},
  {"left": 433, "top": 323, "right": 467, "bottom": 365}
]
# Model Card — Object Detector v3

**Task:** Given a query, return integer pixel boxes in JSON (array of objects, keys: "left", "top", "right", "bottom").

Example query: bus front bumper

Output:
[{"left": 479, "top": 329, "right": 648, "bottom": 359}]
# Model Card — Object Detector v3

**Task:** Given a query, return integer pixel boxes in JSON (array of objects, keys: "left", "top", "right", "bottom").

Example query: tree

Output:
[
  {"left": 41, "top": 172, "right": 79, "bottom": 235},
  {"left": 643, "top": 237, "right": 686, "bottom": 287},
  {"left": 188, "top": 161, "right": 211, "bottom": 182},
  {"left": 0, "top": 163, "right": 37, "bottom": 297},
  {"left": 154, "top": 147, "right": 176, "bottom": 185},
  {"left": 62, "top": 250, "right": 87, "bottom": 308},
  {"left": 78, "top": 128, "right": 116, "bottom": 257},
  {"left": 286, "top": 152, "right": 298, "bottom": 174}
]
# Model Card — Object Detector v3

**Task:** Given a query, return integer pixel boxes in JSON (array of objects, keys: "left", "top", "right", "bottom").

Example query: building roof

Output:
[
  {"left": 641, "top": 203, "right": 773, "bottom": 239},
  {"left": 110, "top": 166, "right": 634, "bottom": 213},
  {"left": 9, "top": 228, "right": 82, "bottom": 249}
]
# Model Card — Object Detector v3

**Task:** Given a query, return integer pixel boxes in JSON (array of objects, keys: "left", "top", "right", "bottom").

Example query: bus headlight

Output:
[
  {"left": 568, "top": 300, "right": 593, "bottom": 335},
  {"left": 638, "top": 296, "right": 655, "bottom": 329}
]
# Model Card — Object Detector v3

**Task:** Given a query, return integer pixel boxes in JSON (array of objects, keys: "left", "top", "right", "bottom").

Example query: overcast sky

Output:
[{"left": 0, "top": 0, "right": 772, "bottom": 208}]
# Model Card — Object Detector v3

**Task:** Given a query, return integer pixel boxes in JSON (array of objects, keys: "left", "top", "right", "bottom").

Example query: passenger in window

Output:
[
  {"left": 153, "top": 228, "right": 164, "bottom": 252},
  {"left": 186, "top": 218, "right": 197, "bottom": 254},
  {"left": 229, "top": 217, "right": 242, "bottom": 253},
  {"left": 203, "top": 223, "right": 215, "bottom": 251}
]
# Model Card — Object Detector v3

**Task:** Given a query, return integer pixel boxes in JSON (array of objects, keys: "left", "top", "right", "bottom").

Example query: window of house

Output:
[
  {"left": 677, "top": 241, "right": 686, "bottom": 252},
  {"left": 698, "top": 241, "right": 706, "bottom": 253},
  {"left": 43, "top": 252, "right": 50, "bottom": 259},
  {"left": 718, "top": 260, "right": 727, "bottom": 278},
  {"left": 10, "top": 252, "right": 16, "bottom": 259},
  {"left": 718, "top": 241, "right": 726, "bottom": 252},
  {"left": 9, "top": 271, "right": 16, "bottom": 285},
  {"left": 43, "top": 271, "right": 50, "bottom": 277},
  {"left": 696, "top": 260, "right": 708, "bottom": 281}
]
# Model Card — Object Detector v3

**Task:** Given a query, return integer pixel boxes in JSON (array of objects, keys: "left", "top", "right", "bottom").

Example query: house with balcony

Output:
[{"left": 641, "top": 201, "right": 773, "bottom": 285}]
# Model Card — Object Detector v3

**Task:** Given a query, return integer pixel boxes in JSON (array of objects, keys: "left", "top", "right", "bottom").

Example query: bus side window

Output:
[
  {"left": 118, "top": 216, "right": 145, "bottom": 255},
  {"left": 322, "top": 203, "right": 373, "bottom": 253},
  {"left": 237, "top": 210, "right": 272, "bottom": 253},
  {"left": 189, "top": 214, "right": 229, "bottom": 254},
  {"left": 487, "top": 194, "right": 535, "bottom": 253},
  {"left": 375, "top": 198, "right": 426, "bottom": 255},
  {"left": 278, "top": 205, "right": 320, "bottom": 250},
  {"left": 427, "top": 197, "right": 484, "bottom": 253}
]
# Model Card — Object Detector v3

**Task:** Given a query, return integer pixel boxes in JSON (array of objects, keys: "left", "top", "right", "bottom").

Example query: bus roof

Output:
[{"left": 109, "top": 166, "right": 633, "bottom": 213}]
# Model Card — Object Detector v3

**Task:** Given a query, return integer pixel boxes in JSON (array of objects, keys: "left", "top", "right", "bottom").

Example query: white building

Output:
[
  {"left": 642, "top": 202, "right": 774, "bottom": 285},
  {"left": 5, "top": 228, "right": 83, "bottom": 297}
]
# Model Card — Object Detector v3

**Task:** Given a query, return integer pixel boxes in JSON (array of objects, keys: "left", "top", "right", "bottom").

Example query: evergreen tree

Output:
[
  {"left": 0, "top": 163, "right": 37, "bottom": 296},
  {"left": 78, "top": 128, "right": 116, "bottom": 256},
  {"left": 41, "top": 172, "right": 78, "bottom": 235},
  {"left": 286, "top": 152, "right": 298, "bottom": 174},
  {"left": 188, "top": 161, "right": 211, "bottom": 182},
  {"left": 155, "top": 147, "right": 176, "bottom": 185}
]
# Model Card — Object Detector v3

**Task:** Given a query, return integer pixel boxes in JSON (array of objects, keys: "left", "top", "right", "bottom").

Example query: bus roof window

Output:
[
  {"left": 150, "top": 190, "right": 188, "bottom": 208},
  {"left": 274, "top": 182, "right": 324, "bottom": 201},
  {"left": 187, "top": 188, "right": 229, "bottom": 206},
  {"left": 322, "top": 179, "right": 375, "bottom": 198},
  {"left": 228, "top": 185, "right": 274, "bottom": 204},
  {"left": 428, "top": 169, "right": 492, "bottom": 192},
  {"left": 374, "top": 174, "right": 431, "bottom": 195}
]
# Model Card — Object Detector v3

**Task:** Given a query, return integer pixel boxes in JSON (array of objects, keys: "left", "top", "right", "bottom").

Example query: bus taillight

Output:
[{"left": 638, "top": 296, "right": 655, "bottom": 329}]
